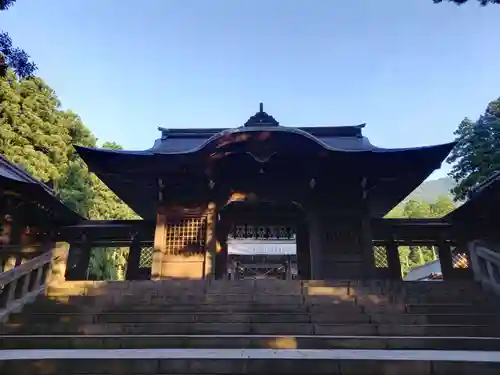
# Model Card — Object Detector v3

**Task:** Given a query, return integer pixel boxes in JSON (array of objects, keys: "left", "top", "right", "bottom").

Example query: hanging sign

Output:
[{"left": 227, "top": 239, "right": 296, "bottom": 255}]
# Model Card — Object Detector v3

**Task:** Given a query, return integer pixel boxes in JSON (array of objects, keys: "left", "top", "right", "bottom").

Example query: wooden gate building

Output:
[{"left": 75, "top": 105, "right": 457, "bottom": 280}]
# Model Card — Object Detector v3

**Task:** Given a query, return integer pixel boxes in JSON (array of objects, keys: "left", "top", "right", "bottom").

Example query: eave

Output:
[
  {"left": 0, "top": 154, "right": 83, "bottom": 224},
  {"left": 75, "top": 136, "right": 456, "bottom": 220}
]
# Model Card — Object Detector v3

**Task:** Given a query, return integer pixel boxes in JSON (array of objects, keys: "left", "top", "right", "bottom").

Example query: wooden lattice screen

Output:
[
  {"left": 451, "top": 247, "right": 469, "bottom": 268},
  {"left": 373, "top": 246, "right": 389, "bottom": 268},
  {"left": 165, "top": 217, "right": 207, "bottom": 255},
  {"left": 139, "top": 246, "right": 153, "bottom": 268}
]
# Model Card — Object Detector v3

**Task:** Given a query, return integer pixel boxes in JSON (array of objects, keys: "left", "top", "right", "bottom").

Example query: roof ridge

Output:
[{"left": 158, "top": 124, "right": 367, "bottom": 137}]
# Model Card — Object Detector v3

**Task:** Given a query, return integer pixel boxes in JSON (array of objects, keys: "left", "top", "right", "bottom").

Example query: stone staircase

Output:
[{"left": 1, "top": 279, "right": 500, "bottom": 374}]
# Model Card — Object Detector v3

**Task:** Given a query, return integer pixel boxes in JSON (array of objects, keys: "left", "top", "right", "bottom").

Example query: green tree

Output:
[
  {"left": 0, "top": 0, "right": 37, "bottom": 77},
  {"left": 434, "top": 0, "right": 500, "bottom": 4},
  {"left": 430, "top": 195, "right": 456, "bottom": 217},
  {"left": 385, "top": 204, "right": 405, "bottom": 218},
  {"left": 101, "top": 141, "right": 123, "bottom": 150},
  {"left": 0, "top": 70, "right": 69, "bottom": 182},
  {"left": 85, "top": 142, "right": 138, "bottom": 280},
  {"left": 403, "top": 200, "right": 432, "bottom": 219},
  {"left": 384, "top": 198, "right": 448, "bottom": 276},
  {"left": 0, "top": 70, "right": 137, "bottom": 280},
  {"left": 56, "top": 110, "right": 97, "bottom": 216},
  {"left": 402, "top": 199, "right": 441, "bottom": 273},
  {"left": 447, "top": 98, "right": 500, "bottom": 201},
  {"left": 0, "top": 0, "right": 17, "bottom": 10}
]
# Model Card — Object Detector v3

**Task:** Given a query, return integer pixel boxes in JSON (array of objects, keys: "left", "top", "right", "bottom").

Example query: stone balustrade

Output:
[
  {"left": 0, "top": 243, "right": 68, "bottom": 322},
  {"left": 469, "top": 240, "right": 500, "bottom": 295}
]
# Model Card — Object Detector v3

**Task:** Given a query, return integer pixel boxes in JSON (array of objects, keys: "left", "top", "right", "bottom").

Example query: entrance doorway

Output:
[
  {"left": 227, "top": 225, "right": 298, "bottom": 280},
  {"left": 230, "top": 255, "right": 297, "bottom": 280},
  {"left": 215, "top": 200, "right": 309, "bottom": 280}
]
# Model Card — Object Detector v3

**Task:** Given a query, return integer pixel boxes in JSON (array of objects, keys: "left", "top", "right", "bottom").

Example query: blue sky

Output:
[{"left": 2, "top": 0, "right": 499, "bottom": 179}]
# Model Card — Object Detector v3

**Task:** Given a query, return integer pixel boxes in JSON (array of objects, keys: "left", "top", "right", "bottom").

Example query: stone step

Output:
[
  {"left": 406, "top": 304, "right": 493, "bottom": 314},
  {"left": 1, "top": 348, "right": 500, "bottom": 375},
  {"left": 9, "top": 312, "right": 372, "bottom": 324},
  {"left": 23, "top": 301, "right": 498, "bottom": 318},
  {"left": 44, "top": 282, "right": 493, "bottom": 301},
  {"left": 39, "top": 294, "right": 383, "bottom": 306},
  {"left": 2, "top": 334, "right": 500, "bottom": 351},
  {"left": 25, "top": 300, "right": 370, "bottom": 315},
  {"left": 9, "top": 312, "right": 500, "bottom": 326},
  {"left": 370, "top": 313, "right": 500, "bottom": 325},
  {"left": 40, "top": 295, "right": 498, "bottom": 309},
  {"left": 39, "top": 296, "right": 494, "bottom": 310},
  {"left": 402, "top": 295, "right": 498, "bottom": 304},
  {"left": 3, "top": 322, "right": 500, "bottom": 336},
  {"left": 43, "top": 288, "right": 493, "bottom": 303},
  {"left": 45, "top": 279, "right": 489, "bottom": 301}
]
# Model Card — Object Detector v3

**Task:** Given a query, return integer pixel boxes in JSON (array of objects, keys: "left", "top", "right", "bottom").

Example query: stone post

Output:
[{"left": 46, "top": 243, "right": 70, "bottom": 286}]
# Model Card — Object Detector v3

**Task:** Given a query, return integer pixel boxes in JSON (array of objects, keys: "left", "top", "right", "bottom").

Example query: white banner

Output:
[{"left": 227, "top": 240, "right": 296, "bottom": 255}]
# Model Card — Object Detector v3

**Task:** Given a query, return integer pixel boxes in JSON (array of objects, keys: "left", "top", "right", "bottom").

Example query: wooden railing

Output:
[
  {"left": 0, "top": 243, "right": 68, "bottom": 322},
  {"left": 469, "top": 240, "right": 500, "bottom": 295}
]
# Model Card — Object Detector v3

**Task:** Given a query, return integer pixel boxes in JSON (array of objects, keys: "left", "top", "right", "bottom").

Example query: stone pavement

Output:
[{"left": 1, "top": 348, "right": 500, "bottom": 362}]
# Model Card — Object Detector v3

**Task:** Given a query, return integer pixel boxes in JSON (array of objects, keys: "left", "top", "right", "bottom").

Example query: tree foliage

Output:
[
  {"left": 0, "top": 0, "right": 37, "bottom": 78},
  {"left": 386, "top": 195, "right": 456, "bottom": 219},
  {"left": 447, "top": 98, "right": 500, "bottom": 201},
  {"left": 0, "top": 0, "right": 17, "bottom": 11},
  {"left": 385, "top": 196, "right": 456, "bottom": 276},
  {"left": 434, "top": 0, "right": 500, "bottom": 4},
  {"left": 0, "top": 68, "right": 138, "bottom": 279}
]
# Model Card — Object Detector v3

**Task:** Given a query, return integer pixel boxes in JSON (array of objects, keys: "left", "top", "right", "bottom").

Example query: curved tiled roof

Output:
[
  {"left": 149, "top": 106, "right": 375, "bottom": 155},
  {"left": 150, "top": 126, "right": 379, "bottom": 155},
  {"left": 76, "top": 125, "right": 455, "bottom": 166},
  {"left": 74, "top": 107, "right": 457, "bottom": 219}
]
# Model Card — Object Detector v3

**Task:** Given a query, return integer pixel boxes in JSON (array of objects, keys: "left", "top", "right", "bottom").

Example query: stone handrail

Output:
[
  {"left": 0, "top": 243, "right": 67, "bottom": 322},
  {"left": 468, "top": 240, "right": 500, "bottom": 295}
]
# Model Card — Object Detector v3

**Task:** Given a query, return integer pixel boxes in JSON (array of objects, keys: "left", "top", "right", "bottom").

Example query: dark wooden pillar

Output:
[
  {"left": 204, "top": 202, "right": 218, "bottom": 279},
  {"left": 296, "top": 215, "right": 311, "bottom": 280},
  {"left": 306, "top": 210, "right": 322, "bottom": 279},
  {"left": 386, "top": 240, "right": 402, "bottom": 280},
  {"left": 437, "top": 241, "right": 454, "bottom": 280},
  {"left": 214, "top": 194, "right": 238, "bottom": 280},
  {"left": 125, "top": 234, "right": 142, "bottom": 280},
  {"left": 151, "top": 207, "right": 167, "bottom": 280},
  {"left": 66, "top": 235, "right": 91, "bottom": 280},
  {"left": 360, "top": 182, "right": 376, "bottom": 279},
  {"left": 360, "top": 215, "right": 376, "bottom": 279}
]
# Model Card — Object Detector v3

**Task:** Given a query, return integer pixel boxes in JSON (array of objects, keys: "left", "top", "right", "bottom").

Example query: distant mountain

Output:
[{"left": 405, "top": 177, "right": 456, "bottom": 203}]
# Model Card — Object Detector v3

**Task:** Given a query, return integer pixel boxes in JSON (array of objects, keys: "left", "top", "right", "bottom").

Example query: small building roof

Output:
[
  {"left": 403, "top": 260, "right": 442, "bottom": 281},
  {"left": 445, "top": 171, "right": 500, "bottom": 225},
  {"left": 0, "top": 154, "right": 82, "bottom": 224}
]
